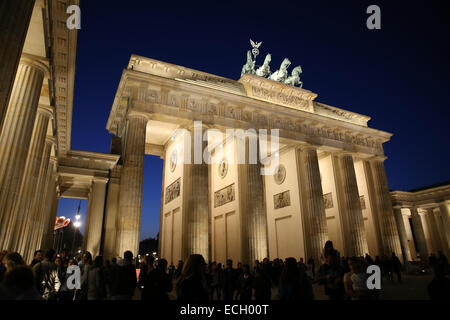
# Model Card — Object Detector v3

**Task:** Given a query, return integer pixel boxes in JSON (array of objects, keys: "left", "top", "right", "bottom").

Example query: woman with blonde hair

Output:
[{"left": 176, "top": 254, "right": 209, "bottom": 300}]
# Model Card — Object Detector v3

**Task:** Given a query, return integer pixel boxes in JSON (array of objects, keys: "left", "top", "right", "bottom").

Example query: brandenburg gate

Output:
[{"left": 104, "top": 54, "right": 403, "bottom": 265}]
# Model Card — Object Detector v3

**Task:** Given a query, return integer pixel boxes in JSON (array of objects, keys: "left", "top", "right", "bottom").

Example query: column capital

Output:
[
  {"left": 20, "top": 53, "right": 50, "bottom": 78},
  {"left": 127, "top": 110, "right": 151, "bottom": 121},
  {"left": 37, "top": 105, "right": 54, "bottom": 119},
  {"left": 417, "top": 207, "right": 429, "bottom": 216},
  {"left": 92, "top": 177, "right": 109, "bottom": 184},
  {"left": 367, "top": 155, "right": 388, "bottom": 162},
  {"left": 295, "top": 143, "right": 319, "bottom": 152},
  {"left": 45, "top": 135, "right": 57, "bottom": 146}
]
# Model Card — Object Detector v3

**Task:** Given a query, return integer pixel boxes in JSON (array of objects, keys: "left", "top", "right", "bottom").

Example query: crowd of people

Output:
[{"left": 0, "top": 240, "right": 449, "bottom": 300}]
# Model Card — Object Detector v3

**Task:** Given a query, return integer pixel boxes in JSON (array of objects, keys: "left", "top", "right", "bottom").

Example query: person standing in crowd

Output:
[
  {"left": 115, "top": 251, "right": 137, "bottom": 300},
  {"left": 253, "top": 267, "right": 271, "bottom": 301},
  {"left": 438, "top": 251, "right": 449, "bottom": 273},
  {"left": 138, "top": 255, "right": 154, "bottom": 290},
  {"left": 428, "top": 262, "right": 450, "bottom": 300},
  {"left": 174, "top": 260, "right": 184, "bottom": 280},
  {"left": 318, "top": 247, "right": 345, "bottom": 300},
  {"left": 210, "top": 262, "right": 223, "bottom": 300},
  {"left": 0, "top": 262, "right": 41, "bottom": 300},
  {"left": 107, "top": 257, "right": 120, "bottom": 299},
  {"left": 76, "top": 251, "right": 92, "bottom": 300},
  {"left": 279, "top": 257, "right": 313, "bottom": 300},
  {"left": 32, "top": 249, "right": 61, "bottom": 300},
  {"left": 343, "top": 257, "right": 371, "bottom": 300},
  {"left": 59, "top": 259, "right": 78, "bottom": 300},
  {"left": 307, "top": 257, "right": 315, "bottom": 280},
  {"left": 237, "top": 264, "right": 253, "bottom": 301},
  {"left": 30, "top": 250, "right": 43, "bottom": 267},
  {"left": 176, "top": 254, "right": 209, "bottom": 300},
  {"left": 222, "top": 259, "right": 237, "bottom": 301},
  {"left": 54, "top": 256, "right": 66, "bottom": 289},
  {"left": 87, "top": 256, "right": 107, "bottom": 300},
  {"left": 0, "top": 250, "right": 8, "bottom": 282},
  {"left": 391, "top": 252, "right": 402, "bottom": 283},
  {"left": 141, "top": 258, "right": 172, "bottom": 300}
]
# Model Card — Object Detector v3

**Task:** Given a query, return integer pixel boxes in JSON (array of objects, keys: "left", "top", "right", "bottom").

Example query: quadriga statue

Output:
[
  {"left": 241, "top": 50, "right": 255, "bottom": 76},
  {"left": 255, "top": 53, "right": 271, "bottom": 77},
  {"left": 284, "top": 66, "right": 303, "bottom": 87},
  {"left": 268, "top": 58, "right": 291, "bottom": 83}
]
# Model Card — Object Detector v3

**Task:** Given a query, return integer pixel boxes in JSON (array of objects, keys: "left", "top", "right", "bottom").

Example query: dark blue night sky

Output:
[{"left": 56, "top": 0, "right": 450, "bottom": 240}]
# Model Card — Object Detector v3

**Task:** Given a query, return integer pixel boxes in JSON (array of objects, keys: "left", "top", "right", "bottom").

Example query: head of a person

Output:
[
  {"left": 44, "top": 249, "right": 55, "bottom": 261},
  {"left": 324, "top": 240, "right": 334, "bottom": 252},
  {"left": 280, "top": 257, "right": 299, "bottom": 283},
  {"left": 54, "top": 256, "right": 62, "bottom": 266},
  {"left": 94, "top": 256, "right": 103, "bottom": 267},
  {"left": 156, "top": 258, "right": 168, "bottom": 272},
  {"left": 349, "top": 257, "right": 362, "bottom": 273},
  {"left": 0, "top": 250, "right": 8, "bottom": 264},
  {"left": 181, "top": 254, "right": 206, "bottom": 279},
  {"left": 226, "top": 259, "right": 233, "bottom": 269},
  {"left": 146, "top": 255, "right": 155, "bottom": 268},
  {"left": 82, "top": 251, "right": 92, "bottom": 264},
  {"left": 123, "top": 251, "right": 133, "bottom": 261},
  {"left": 299, "top": 258, "right": 304, "bottom": 263},
  {"left": 68, "top": 258, "right": 77, "bottom": 267},
  {"left": 61, "top": 249, "right": 68, "bottom": 258},
  {"left": 4, "top": 252, "right": 26, "bottom": 272},
  {"left": 2, "top": 266, "right": 37, "bottom": 299},
  {"left": 237, "top": 262, "right": 242, "bottom": 269},
  {"left": 33, "top": 250, "right": 43, "bottom": 261},
  {"left": 243, "top": 264, "right": 250, "bottom": 274},
  {"left": 112, "top": 257, "right": 117, "bottom": 264}
]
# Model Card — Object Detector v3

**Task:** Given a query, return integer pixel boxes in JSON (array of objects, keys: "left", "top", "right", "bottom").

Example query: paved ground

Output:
[
  {"left": 140, "top": 272, "right": 434, "bottom": 300},
  {"left": 311, "top": 273, "right": 433, "bottom": 300}
]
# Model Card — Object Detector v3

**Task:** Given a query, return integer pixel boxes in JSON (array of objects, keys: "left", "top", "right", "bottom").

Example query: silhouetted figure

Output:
[
  {"left": 142, "top": 258, "right": 172, "bottom": 300},
  {"left": 391, "top": 252, "right": 402, "bottom": 283},
  {"left": 307, "top": 257, "right": 315, "bottom": 279},
  {"left": 428, "top": 263, "right": 450, "bottom": 300},
  {"left": 87, "top": 256, "right": 107, "bottom": 300},
  {"left": 115, "top": 251, "right": 137, "bottom": 300},
  {"left": 279, "top": 257, "right": 314, "bottom": 300},
  {"left": 222, "top": 259, "right": 237, "bottom": 301},
  {"left": 176, "top": 254, "right": 209, "bottom": 300},
  {"left": 0, "top": 266, "right": 41, "bottom": 300},
  {"left": 30, "top": 250, "right": 43, "bottom": 267},
  {"left": 32, "top": 249, "right": 61, "bottom": 300},
  {"left": 253, "top": 268, "right": 271, "bottom": 301},
  {"left": 237, "top": 264, "right": 253, "bottom": 301}
]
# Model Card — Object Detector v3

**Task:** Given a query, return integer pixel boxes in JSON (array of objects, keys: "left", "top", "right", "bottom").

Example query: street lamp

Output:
[{"left": 72, "top": 201, "right": 82, "bottom": 254}]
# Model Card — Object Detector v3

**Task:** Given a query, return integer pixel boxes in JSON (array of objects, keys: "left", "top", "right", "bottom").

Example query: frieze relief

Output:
[
  {"left": 165, "top": 178, "right": 181, "bottom": 204},
  {"left": 125, "top": 85, "right": 383, "bottom": 152},
  {"left": 274, "top": 190, "right": 291, "bottom": 209},
  {"left": 214, "top": 183, "right": 235, "bottom": 208}
]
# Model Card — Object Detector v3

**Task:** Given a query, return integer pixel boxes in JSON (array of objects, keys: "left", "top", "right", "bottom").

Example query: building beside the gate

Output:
[{"left": 0, "top": 0, "right": 449, "bottom": 266}]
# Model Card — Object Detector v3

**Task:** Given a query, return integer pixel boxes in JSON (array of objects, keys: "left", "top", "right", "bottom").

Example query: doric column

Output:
[
  {"left": 237, "top": 136, "right": 268, "bottom": 264},
  {"left": 83, "top": 188, "right": 94, "bottom": 251},
  {"left": 183, "top": 123, "right": 210, "bottom": 260},
  {"left": 438, "top": 201, "right": 450, "bottom": 250},
  {"left": 0, "top": 0, "right": 35, "bottom": 132},
  {"left": 402, "top": 212, "right": 417, "bottom": 259},
  {"left": 418, "top": 208, "right": 435, "bottom": 254},
  {"left": 433, "top": 208, "right": 450, "bottom": 258},
  {"left": 296, "top": 146, "right": 328, "bottom": 263},
  {"left": 393, "top": 207, "right": 412, "bottom": 261},
  {"left": 116, "top": 112, "right": 148, "bottom": 257},
  {"left": 85, "top": 178, "right": 108, "bottom": 258},
  {"left": 0, "top": 56, "right": 48, "bottom": 250},
  {"left": 103, "top": 166, "right": 121, "bottom": 260},
  {"left": 410, "top": 207, "right": 428, "bottom": 261},
  {"left": 332, "top": 153, "right": 368, "bottom": 257},
  {"left": 39, "top": 157, "right": 58, "bottom": 251},
  {"left": 5, "top": 106, "right": 53, "bottom": 252},
  {"left": 369, "top": 158, "right": 402, "bottom": 258},
  {"left": 21, "top": 135, "right": 55, "bottom": 261},
  {"left": 361, "top": 160, "right": 383, "bottom": 256},
  {"left": 43, "top": 183, "right": 60, "bottom": 250},
  {"left": 426, "top": 209, "right": 442, "bottom": 253}
]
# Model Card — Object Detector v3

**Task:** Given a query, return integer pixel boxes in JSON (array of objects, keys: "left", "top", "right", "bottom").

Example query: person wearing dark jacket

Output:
[
  {"left": 87, "top": 256, "right": 107, "bottom": 300},
  {"left": 279, "top": 257, "right": 314, "bottom": 300},
  {"left": 176, "top": 254, "right": 209, "bottom": 300},
  {"left": 32, "top": 249, "right": 61, "bottom": 300},
  {"left": 115, "top": 251, "right": 137, "bottom": 300},
  {"left": 222, "top": 259, "right": 237, "bottom": 301},
  {"left": 141, "top": 259, "right": 172, "bottom": 300},
  {"left": 237, "top": 264, "right": 253, "bottom": 300},
  {"left": 253, "top": 267, "right": 271, "bottom": 301}
]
